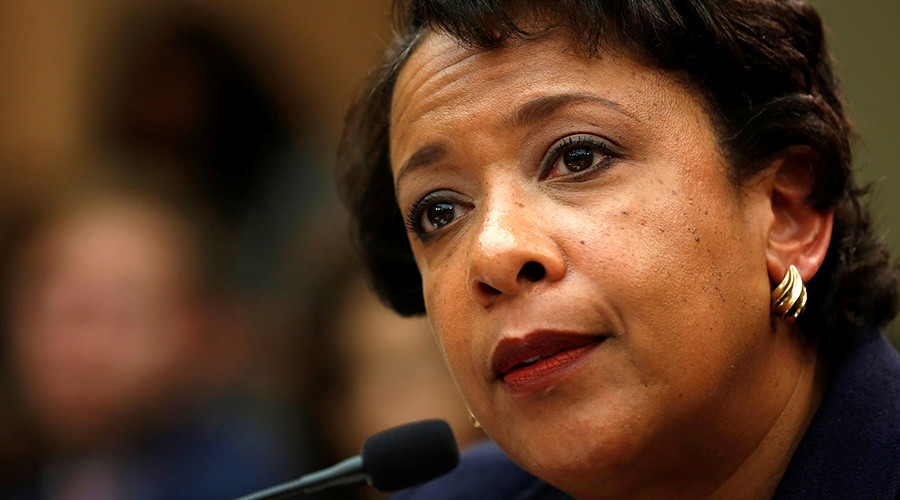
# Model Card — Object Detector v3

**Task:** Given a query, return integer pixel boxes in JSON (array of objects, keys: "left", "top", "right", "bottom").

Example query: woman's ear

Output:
[{"left": 764, "top": 146, "right": 834, "bottom": 284}]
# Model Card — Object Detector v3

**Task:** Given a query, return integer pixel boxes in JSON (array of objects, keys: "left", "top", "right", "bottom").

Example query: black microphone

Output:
[{"left": 235, "top": 419, "right": 459, "bottom": 499}]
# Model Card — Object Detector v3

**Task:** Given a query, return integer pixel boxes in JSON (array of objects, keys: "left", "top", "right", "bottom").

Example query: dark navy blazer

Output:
[{"left": 393, "top": 329, "right": 900, "bottom": 499}]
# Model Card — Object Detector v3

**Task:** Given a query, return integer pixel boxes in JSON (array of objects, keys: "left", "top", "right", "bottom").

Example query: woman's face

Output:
[{"left": 390, "top": 32, "right": 789, "bottom": 495}]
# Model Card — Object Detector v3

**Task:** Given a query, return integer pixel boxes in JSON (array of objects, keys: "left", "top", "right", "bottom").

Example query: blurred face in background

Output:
[
  {"left": 320, "top": 277, "right": 482, "bottom": 461},
  {"left": 7, "top": 201, "right": 207, "bottom": 450}
]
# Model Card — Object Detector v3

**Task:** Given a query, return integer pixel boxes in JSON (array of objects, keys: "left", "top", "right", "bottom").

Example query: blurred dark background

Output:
[{"left": 0, "top": 1, "right": 895, "bottom": 499}]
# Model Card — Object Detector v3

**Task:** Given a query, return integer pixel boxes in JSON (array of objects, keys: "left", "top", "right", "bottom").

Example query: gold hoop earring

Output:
[
  {"left": 468, "top": 408, "right": 481, "bottom": 428},
  {"left": 771, "top": 264, "right": 807, "bottom": 321}
]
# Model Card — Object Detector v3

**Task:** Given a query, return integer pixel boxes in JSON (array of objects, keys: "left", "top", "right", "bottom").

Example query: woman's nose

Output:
[{"left": 467, "top": 206, "right": 567, "bottom": 308}]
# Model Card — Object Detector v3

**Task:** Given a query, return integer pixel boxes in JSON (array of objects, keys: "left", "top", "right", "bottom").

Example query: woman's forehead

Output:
[{"left": 390, "top": 33, "right": 526, "bottom": 138}]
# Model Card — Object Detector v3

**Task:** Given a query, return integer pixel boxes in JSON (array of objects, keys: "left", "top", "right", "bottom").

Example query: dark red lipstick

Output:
[{"left": 491, "top": 332, "right": 605, "bottom": 394}]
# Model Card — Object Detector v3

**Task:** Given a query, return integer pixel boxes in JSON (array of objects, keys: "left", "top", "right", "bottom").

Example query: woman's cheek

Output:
[{"left": 424, "top": 274, "right": 478, "bottom": 379}]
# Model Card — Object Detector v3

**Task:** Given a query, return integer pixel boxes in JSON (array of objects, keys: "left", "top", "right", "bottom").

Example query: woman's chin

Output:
[
  {"left": 491, "top": 406, "right": 657, "bottom": 495},
  {"left": 519, "top": 437, "right": 642, "bottom": 497}
]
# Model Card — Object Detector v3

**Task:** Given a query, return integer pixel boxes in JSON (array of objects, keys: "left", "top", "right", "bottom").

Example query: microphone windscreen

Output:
[{"left": 362, "top": 419, "right": 459, "bottom": 491}]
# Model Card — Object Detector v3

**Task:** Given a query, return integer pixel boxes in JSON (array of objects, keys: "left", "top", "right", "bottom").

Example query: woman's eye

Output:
[
  {"left": 543, "top": 135, "right": 617, "bottom": 180},
  {"left": 422, "top": 202, "right": 459, "bottom": 232},
  {"left": 563, "top": 147, "right": 596, "bottom": 171},
  {"left": 405, "top": 192, "right": 472, "bottom": 239}
]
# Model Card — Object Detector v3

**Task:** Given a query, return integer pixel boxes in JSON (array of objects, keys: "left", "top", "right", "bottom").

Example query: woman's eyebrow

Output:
[
  {"left": 503, "top": 92, "right": 637, "bottom": 130},
  {"left": 395, "top": 142, "right": 446, "bottom": 192}
]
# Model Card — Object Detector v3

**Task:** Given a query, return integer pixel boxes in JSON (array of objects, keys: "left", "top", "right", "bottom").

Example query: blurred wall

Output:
[
  {"left": 809, "top": 0, "right": 900, "bottom": 341},
  {"left": 0, "top": 0, "right": 392, "bottom": 189}
]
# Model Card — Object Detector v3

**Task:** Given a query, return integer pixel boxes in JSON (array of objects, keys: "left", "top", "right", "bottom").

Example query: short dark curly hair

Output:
[{"left": 337, "top": 0, "right": 898, "bottom": 344}]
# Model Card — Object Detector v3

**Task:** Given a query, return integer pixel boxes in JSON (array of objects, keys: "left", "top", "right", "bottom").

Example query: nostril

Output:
[
  {"left": 478, "top": 282, "right": 502, "bottom": 296},
  {"left": 518, "top": 261, "right": 546, "bottom": 282}
]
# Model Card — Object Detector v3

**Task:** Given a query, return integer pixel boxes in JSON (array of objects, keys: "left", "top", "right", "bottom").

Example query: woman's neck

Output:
[{"left": 706, "top": 331, "right": 828, "bottom": 500}]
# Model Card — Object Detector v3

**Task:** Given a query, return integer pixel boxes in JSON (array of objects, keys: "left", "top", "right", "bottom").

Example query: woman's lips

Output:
[{"left": 491, "top": 332, "right": 606, "bottom": 394}]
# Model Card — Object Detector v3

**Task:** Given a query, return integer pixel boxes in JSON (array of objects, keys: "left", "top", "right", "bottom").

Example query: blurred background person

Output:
[{"left": 0, "top": 184, "right": 299, "bottom": 499}]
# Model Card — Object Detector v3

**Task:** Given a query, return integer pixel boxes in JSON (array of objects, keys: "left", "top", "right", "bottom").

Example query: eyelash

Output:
[
  {"left": 405, "top": 191, "right": 460, "bottom": 242},
  {"left": 405, "top": 195, "right": 428, "bottom": 238},
  {"left": 540, "top": 135, "right": 618, "bottom": 180}
]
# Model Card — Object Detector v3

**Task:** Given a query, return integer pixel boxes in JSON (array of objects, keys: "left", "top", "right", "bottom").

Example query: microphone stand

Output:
[{"left": 235, "top": 456, "right": 366, "bottom": 500}]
